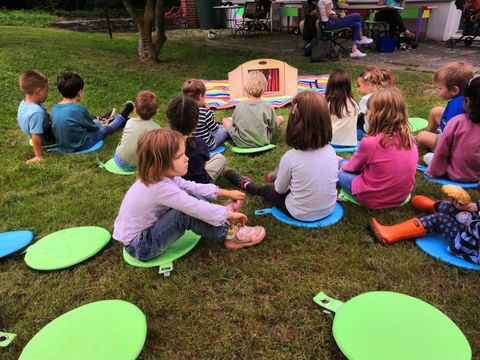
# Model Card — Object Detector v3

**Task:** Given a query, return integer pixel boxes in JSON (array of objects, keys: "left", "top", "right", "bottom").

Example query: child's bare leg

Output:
[
  {"left": 417, "top": 131, "right": 438, "bottom": 150},
  {"left": 428, "top": 106, "right": 444, "bottom": 132},
  {"left": 222, "top": 117, "right": 233, "bottom": 129},
  {"left": 276, "top": 115, "right": 283, "bottom": 127}
]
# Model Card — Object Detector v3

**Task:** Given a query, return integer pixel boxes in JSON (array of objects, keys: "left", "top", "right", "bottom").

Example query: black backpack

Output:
[{"left": 309, "top": 38, "right": 339, "bottom": 62}]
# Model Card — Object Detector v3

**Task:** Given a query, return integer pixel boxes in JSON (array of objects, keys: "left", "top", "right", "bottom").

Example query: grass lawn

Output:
[{"left": 0, "top": 26, "right": 479, "bottom": 359}]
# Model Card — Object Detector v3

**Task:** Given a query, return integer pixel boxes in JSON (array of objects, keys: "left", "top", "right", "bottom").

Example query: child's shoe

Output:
[
  {"left": 223, "top": 168, "right": 252, "bottom": 190},
  {"left": 225, "top": 224, "right": 266, "bottom": 250},
  {"left": 224, "top": 200, "right": 243, "bottom": 212},
  {"left": 120, "top": 101, "right": 135, "bottom": 120},
  {"left": 410, "top": 195, "right": 439, "bottom": 214}
]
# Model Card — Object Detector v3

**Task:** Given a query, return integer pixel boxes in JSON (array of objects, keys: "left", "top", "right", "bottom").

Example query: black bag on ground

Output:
[{"left": 309, "top": 38, "right": 339, "bottom": 62}]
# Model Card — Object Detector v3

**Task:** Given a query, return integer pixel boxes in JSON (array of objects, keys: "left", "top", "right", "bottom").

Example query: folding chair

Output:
[
  {"left": 234, "top": 1, "right": 269, "bottom": 38},
  {"left": 320, "top": 24, "right": 351, "bottom": 57}
]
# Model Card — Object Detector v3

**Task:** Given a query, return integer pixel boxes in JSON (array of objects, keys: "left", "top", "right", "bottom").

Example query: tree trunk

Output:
[{"left": 122, "top": 0, "right": 166, "bottom": 64}]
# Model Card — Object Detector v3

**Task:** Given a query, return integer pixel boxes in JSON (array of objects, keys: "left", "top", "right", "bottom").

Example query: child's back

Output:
[
  {"left": 115, "top": 91, "right": 160, "bottom": 168},
  {"left": 326, "top": 69, "right": 359, "bottom": 146},
  {"left": 51, "top": 102, "right": 100, "bottom": 151},
  {"left": 343, "top": 134, "right": 417, "bottom": 208},
  {"left": 115, "top": 117, "right": 159, "bottom": 167},
  {"left": 429, "top": 114, "right": 480, "bottom": 182},
  {"left": 17, "top": 101, "right": 53, "bottom": 145},
  {"left": 277, "top": 146, "right": 338, "bottom": 221},
  {"left": 228, "top": 99, "right": 277, "bottom": 148}
]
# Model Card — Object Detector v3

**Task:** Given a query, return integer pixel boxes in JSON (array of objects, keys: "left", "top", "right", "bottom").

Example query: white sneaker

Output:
[
  {"left": 356, "top": 37, "right": 374, "bottom": 45},
  {"left": 350, "top": 50, "right": 367, "bottom": 58}
]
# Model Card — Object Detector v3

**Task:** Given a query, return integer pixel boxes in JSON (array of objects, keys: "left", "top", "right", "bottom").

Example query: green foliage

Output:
[
  {"left": 0, "top": 10, "right": 58, "bottom": 27},
  {"left": 0, "top": 26, "right": 479, "bottom": 359}
]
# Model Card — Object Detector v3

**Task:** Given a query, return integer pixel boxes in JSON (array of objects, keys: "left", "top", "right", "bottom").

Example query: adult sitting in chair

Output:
[
  {"left": 300, "top": 0, "right": 373, "bottom": 57},
  {"left": 374, "top": 0, "right": 415, "bottom": 39}
]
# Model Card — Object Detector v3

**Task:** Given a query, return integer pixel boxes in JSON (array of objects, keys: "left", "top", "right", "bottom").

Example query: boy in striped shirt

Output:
[{"left": 182, "top": 79, "right": 229, "bottom": 151}]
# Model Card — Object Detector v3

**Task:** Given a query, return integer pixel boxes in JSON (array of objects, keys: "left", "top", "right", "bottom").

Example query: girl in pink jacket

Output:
[{"left": 338, "top": 87, "right": 418, "bottom": 209}]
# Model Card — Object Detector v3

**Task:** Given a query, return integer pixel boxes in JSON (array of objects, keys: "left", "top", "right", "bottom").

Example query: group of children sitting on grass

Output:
[{"left": 17, "top": 61, "right": 480, "bottom": 265}]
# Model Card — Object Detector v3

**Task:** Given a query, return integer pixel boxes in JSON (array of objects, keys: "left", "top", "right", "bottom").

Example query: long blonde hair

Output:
[{"left": 366, "top": 87, "right": 413, "bottom": 149}]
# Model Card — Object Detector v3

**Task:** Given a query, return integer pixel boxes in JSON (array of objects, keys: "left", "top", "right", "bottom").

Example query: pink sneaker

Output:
[
  {"left": 224, "top": 225, "right": 266, "bottom": 250},
  {"left": 224, "top": 200, "right": 243, "bottom": 212}
]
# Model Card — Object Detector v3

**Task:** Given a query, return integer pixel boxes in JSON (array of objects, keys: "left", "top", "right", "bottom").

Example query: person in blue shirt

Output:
[
  {"left": 51, "top": 72, "right": 133, "bottom": 153},
  {"left": 17, "top": 70, "right": 56, "bottom": 164},
  {"left": 417, "top": 61, "right": 474, "bottom": 151},
  {"left": 374, "top": 0, "right": 416, "bottom": 38}
]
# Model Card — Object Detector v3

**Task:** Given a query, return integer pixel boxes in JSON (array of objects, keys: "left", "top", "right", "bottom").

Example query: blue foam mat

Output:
[
  {"left": 0, "top": 230, "right": 34, "bottom": 259},
  {"left": 209, "top": 145, "right": 225, "bottom": 155},
  {"left": 416, "top": 234, "right": 480, "bottom": 271},
  {"left": 416, "top": 164, "right": 478, "bottom": 189},
  {"left": 255, "top": 203, "right": 344, "bottom": 228},
  {"left": 47, "top": 140, "right": 104, "bottom": 154},
  {"left": 332, "top": 141, "right": 359, "bottom": 153}
]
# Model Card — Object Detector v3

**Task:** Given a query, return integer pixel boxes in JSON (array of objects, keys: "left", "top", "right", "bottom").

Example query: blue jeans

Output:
[
  {"left": 338, "top": 159, "right": 359, "bottom": 195},
  {"left": 125, "top": 207, "right": 229, "bottom": 261},
  {"left": 213, "top": 124, "right": 230, "bottom": 148},
  {"left": 114, "top": 152, "right": 136, "bottom": 171},
  {"left": 323, "top": 13, "right": 362, "bottom": 42},
  {"left": 88, "top": 114, "right": 126, "bottom": 146}
]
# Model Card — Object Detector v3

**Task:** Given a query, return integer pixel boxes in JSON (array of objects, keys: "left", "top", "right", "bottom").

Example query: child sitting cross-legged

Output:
[
  {"left": 113, "top": 128, "right": 266, "bottom": 258},
  {"left": 167, "top": 96, "right": 226, "bottom": 184},
  {"left": 326, "top": 69, "right": 359, "bottom": 147},
  {"left": 224, "top": 91, "right": 338, "bottom": 222},
  {"left": 338, "top": 87, "right": 418, "bottom": 210},
  {"left": 417, "top": 61, "right": 473, "bottom": 154},
  {"left": 370, "top": 191, "right": 480, "bottom": 266},
  {"left": 17, "top": 70, "right": 56, "bottom": 164},
  {"left": 182, "top": 79, "right": 229, "bottom": 151},
  {"left": 222, "top": 71, "right": 283, "bottom": 148},
  {"left": 114, "top": 90, "right": 160, "bottom": 171},
  {"left": 426, "top": 76, "right": 480, "bottom": 183},
  {"left": 51, "top": 72, "right": 134, "bottom": 153}
]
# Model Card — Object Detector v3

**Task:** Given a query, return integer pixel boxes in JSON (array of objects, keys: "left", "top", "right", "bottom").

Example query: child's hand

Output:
[
  {"left": 456, "top": 211, "right": 473, "bottom": 226},
  {"left": 26, "top": 156, "right": 42, "bottom": 164},
  {"left": 453, "top": 201, "right": 479, "bottom": 213},
  {"left": 222, "top": 117, "right": 233, "bottom": 129},
  {"left": 227, "top": 211, "right": 247, "bottom": 226},
  {"left": 227, "top": 190, "right": 245, "bottom": 201}
]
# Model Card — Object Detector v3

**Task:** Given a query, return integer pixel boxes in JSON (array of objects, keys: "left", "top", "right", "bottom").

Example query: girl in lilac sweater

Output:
[
  {"left": 113, "top": 129, "right": 266, "bottom": 260},
  {"left": 427, "top": 77, "right": 480, "bottom": 183},
  {"left": 338, "top": 87, "right": 418, "bottom": 209}
]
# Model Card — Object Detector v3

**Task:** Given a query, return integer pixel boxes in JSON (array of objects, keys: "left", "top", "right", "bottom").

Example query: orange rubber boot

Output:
[
  {"left": 410, "top": 195, "right": 439, "bottom": 214},
  {"left": 369, "top": 217, "right": 426, "bottom": 245}
]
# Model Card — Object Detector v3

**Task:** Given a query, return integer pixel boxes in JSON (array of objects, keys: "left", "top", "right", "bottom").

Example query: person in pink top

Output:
[
  {"left": 427, "top": 77, "right": 480, "bottom": 183},
  {"left": 113, "top": 129, "right": 266, "bottom": 260},
  {"left": 338, "top": 87, "right": 418, "bottom": 209}
]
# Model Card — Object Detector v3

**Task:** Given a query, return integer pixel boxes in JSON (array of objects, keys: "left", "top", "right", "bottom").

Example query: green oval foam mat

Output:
[
  {"left": 19, "top": 300, "right": 147, "bottom": 360},
  {"left": 408, "top": 117, "right": 428, "bottom": 132},
  {"left": 327, "top": 291, "right": 471, "bottom": 360},
  {"left": 97, "top": 158, "right": 135, "bottom": 175},
  {"left": 338, "top": 188, "right": 411, "bottom": 207},
  {"left": 228, "top": 143, "right": 276, "bottom": 154},
  {"left": 25, "top": 226, "right": 111, "bottom": 270},
  {"left": 123, "top": 230, "right": 201, "bottom": 276}
]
